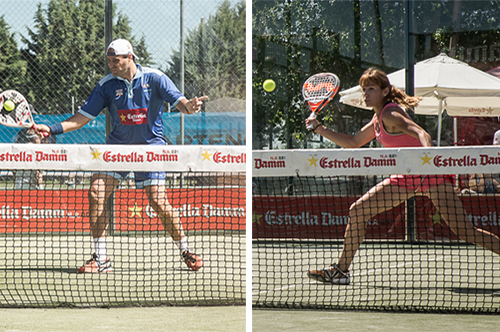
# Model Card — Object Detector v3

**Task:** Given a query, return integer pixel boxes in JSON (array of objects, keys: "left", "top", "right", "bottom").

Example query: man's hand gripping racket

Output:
[
  {"left": 0, "top": 90, "right": 48, "bottom": 137},
  {"left": 302, "top": 73, "right": 340, "bottom": 130}
]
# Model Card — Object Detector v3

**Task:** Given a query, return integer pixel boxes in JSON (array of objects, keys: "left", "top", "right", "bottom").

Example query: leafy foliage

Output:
[
  {"left": 0, "top": 17, "right": 27, "bottom": 92},
  {"left": 253, "top": 0, "right": 500, "bottom": 149},
  {"left": 165, "top": 0, "right": 246, "bottom": 101},
  {"left": 21, "top": 0, "right": 151, "bottom": 114}
]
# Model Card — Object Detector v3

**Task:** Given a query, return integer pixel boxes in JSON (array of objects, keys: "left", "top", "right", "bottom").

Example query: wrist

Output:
[
  {"left": 185, "top": 100, "right": 192, "bottom": 114},
  {"left": 320, "top": 126, "right": 327, "bottom": 136},
  {"left": 49, "top": 123, "right": 64, "bottom": 135}
]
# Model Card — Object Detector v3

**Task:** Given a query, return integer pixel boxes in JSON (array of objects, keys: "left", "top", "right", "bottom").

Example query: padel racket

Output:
[
  {"left": 302, "top": 73, "right": 340, "bottom": 130},
  {"left": 0, "top": 90, "right": 48, "bottom": 137}
]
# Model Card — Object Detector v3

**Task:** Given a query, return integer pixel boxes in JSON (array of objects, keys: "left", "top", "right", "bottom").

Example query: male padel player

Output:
[{"left": 36, "top": 39, "right": 206, "bottom": 273}]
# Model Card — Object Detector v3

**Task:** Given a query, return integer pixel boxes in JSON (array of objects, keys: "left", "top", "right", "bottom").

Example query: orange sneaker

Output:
[
  {"left": 182, "top": 250, "right": 203, "bottom": 271},
  {"left": 77, "top": 253, "right": 113, "bottom": 273}
]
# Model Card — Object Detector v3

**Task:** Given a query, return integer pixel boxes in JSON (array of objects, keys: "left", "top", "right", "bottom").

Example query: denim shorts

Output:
[{"left": 99, "top": 171, "right": 165, "bottom": 189}]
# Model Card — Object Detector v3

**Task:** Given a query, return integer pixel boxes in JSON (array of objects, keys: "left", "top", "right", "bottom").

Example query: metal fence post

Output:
[
  {"left": 104, "top": 0, "right": 115, "bottom": 235},
  {"left": 180, "top": 0, "right": 185, "bottom": 145}
]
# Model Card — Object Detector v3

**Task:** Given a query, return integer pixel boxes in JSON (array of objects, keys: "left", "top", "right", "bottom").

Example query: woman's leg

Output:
[
  {"left": 336, "top": 180, "right": 413, "bottom": 271},
  {"left": 428, "top": 182, "right": 500, "bottom": 255}
]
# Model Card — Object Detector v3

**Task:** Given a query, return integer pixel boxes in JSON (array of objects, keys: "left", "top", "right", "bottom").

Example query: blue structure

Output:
[{"left": 0, "top": 112, "right": 246, "bottom": 145}]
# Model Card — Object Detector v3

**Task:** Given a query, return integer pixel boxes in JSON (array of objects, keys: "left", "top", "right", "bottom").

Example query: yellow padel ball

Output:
[{"left": 263, "top": 79, "right": 276, "bottom": 92}]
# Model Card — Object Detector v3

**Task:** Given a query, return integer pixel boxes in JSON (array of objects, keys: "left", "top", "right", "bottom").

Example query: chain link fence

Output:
[{"left": 1, "top": 0, "right": 245, "bottom": 145}]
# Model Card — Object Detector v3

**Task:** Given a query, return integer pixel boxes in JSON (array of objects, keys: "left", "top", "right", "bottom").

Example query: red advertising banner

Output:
[
  {"left": 252, "top": 195, "right": 405, "bottom": 239},
  {"left": 253, "top": 195, "right": 500, "bottom": 240},
  {"left": 0, "top": 189, "right": 89, "bottom": 233},
  {"left": 0, "top": 189, "right": 245, "bottom": 233},
  {"left": 113, "top": 188, "right": 245, "bottom": 232}
]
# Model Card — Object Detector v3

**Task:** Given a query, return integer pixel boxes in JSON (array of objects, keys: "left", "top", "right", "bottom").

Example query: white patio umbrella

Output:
[{"left": 339, "top": 53, "right": 500, "bottom": 145}]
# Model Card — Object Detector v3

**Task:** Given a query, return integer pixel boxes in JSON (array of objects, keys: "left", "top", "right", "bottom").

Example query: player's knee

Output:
[
  {"left": 148, "top": 196, "right": 170, "bottom": 210},
  {"left": 161, "top": 204, "right": 175, "bottom": 216},
  {"left": 155, "top": 204, "right": 176, "bottom": 220},
  {"left": 88, "top": 188, "right": 97, "bottom": 202},
  {"left": 88, "top": 187, "right": 105, "bottom": 205},
  {"left": 348, "top": 203, "right": 362, "bottom": 219}
]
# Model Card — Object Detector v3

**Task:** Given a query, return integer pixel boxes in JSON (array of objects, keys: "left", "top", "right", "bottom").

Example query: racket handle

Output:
[
  {"left": 32, "top": 124, "right": 49, "bottom": 138},
  {"left": 306, "top": 112, "right": 316, "bottom": 130}
]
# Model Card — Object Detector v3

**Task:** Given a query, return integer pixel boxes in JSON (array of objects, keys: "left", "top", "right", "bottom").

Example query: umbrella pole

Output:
[
  {"left": 453, "top": 117, "right": 457, "bottom": 145},
  {"left": 437, "top": 99, "right": 443, "bottom": 146}
]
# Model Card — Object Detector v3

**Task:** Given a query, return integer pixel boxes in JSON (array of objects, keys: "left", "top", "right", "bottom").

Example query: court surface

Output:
[
  {"left": 252, "top": 309, "right": 500, "bottom": 332},
  {"left": 0, "top": 234, "right": 245, "bottom": 307},
  {"left": 253, "top": 242, "right": 500, "bottom": 312},
  {"left": 0, "top": 306, "right": 245, "bottom": 332}
]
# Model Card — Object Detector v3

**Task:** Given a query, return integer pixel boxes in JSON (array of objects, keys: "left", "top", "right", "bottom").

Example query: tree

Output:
[
  {"left": 0, "top": 17, "right": 27, "bottom": 92},
  {"left": 21, "top": 0, "right": 152, "bottom": 114},
  {"left": 165, "top": 0, "right": 246, "bottom": 101}
]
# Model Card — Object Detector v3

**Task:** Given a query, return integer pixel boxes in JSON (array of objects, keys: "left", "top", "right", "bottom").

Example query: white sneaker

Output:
[
  {"left": 77, "top": 253, "right": 113, "bottom": 273},
  {"left": 181, "top": 250, "right": 204, "bottom": 271},
  {"left": 308, "top": 264, "right": 350, "bottom": 285}
]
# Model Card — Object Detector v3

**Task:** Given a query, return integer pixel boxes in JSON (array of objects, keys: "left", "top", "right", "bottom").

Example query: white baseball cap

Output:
[
  {"left": 493, "top": 130, "right": 500, "bottom": 145},
  {"left": 106, "top": 39, "right": 138, "bottom": 59}
]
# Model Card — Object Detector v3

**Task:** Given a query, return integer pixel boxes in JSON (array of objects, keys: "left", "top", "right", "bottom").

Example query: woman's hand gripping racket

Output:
[
  {"left": 0, "top": 90, "right": 48, "bottom": 137},
  {"left": 302, "top": 73, "right": 340, "bottom": 130}
]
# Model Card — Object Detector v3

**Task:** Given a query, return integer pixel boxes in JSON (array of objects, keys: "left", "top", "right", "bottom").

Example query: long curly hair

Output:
[{"left": 359, "top": 67, "right": 422, "bottom": 110}]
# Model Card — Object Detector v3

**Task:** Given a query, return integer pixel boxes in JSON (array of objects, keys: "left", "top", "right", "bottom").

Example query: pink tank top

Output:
[{"left": 374, "top": 103, "right": 422, "bottom": 148}]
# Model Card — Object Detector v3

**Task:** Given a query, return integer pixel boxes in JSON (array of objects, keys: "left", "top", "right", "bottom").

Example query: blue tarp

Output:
[{"left": 0, "top": 112, "right": 246, "bottom": 145}]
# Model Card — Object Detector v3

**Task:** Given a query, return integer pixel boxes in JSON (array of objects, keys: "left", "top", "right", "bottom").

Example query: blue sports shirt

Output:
[{"left": 79, "top": 64, "right": 185, "bottom": 145}]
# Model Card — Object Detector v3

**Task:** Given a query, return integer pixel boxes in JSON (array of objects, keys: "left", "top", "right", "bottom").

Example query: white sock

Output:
[
  {"left": 94, "top": 237, "right": 107, "bottom": 263},
  {"left": 174, "top": 237, "right": 189, "bottom": 255}
]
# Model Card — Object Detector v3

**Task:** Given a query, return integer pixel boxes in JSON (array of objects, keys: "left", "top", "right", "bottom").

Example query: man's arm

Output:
[
  {"left": 176, "top": 96, "right": 209, "bottom": 114},
  {"left": 35, "top": 113, "right": 91, "bottom": 136}
]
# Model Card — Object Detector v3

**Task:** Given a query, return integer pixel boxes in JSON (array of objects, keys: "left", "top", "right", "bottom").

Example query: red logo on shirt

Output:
[{"left": 118, "top": 108, "right": 148, "bottom": 125}]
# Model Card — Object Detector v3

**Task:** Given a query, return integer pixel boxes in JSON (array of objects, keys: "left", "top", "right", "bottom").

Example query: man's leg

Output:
[
  {"left": 145, "top": 184, "right": 184, "bottom": 240},
  {"left": 78, "top": 173, "right": 119, "bottom": 273},
  {"left": 145, "top": 184, "right": 203, "bottom": 271}
]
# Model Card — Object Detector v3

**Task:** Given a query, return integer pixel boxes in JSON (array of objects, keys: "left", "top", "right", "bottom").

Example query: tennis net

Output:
[
  {"left": 0, "top": 143, "right": 246, "bottom": 308},
  {"left": 253, "top": 146, "right": 500, "bottom": 313}
]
